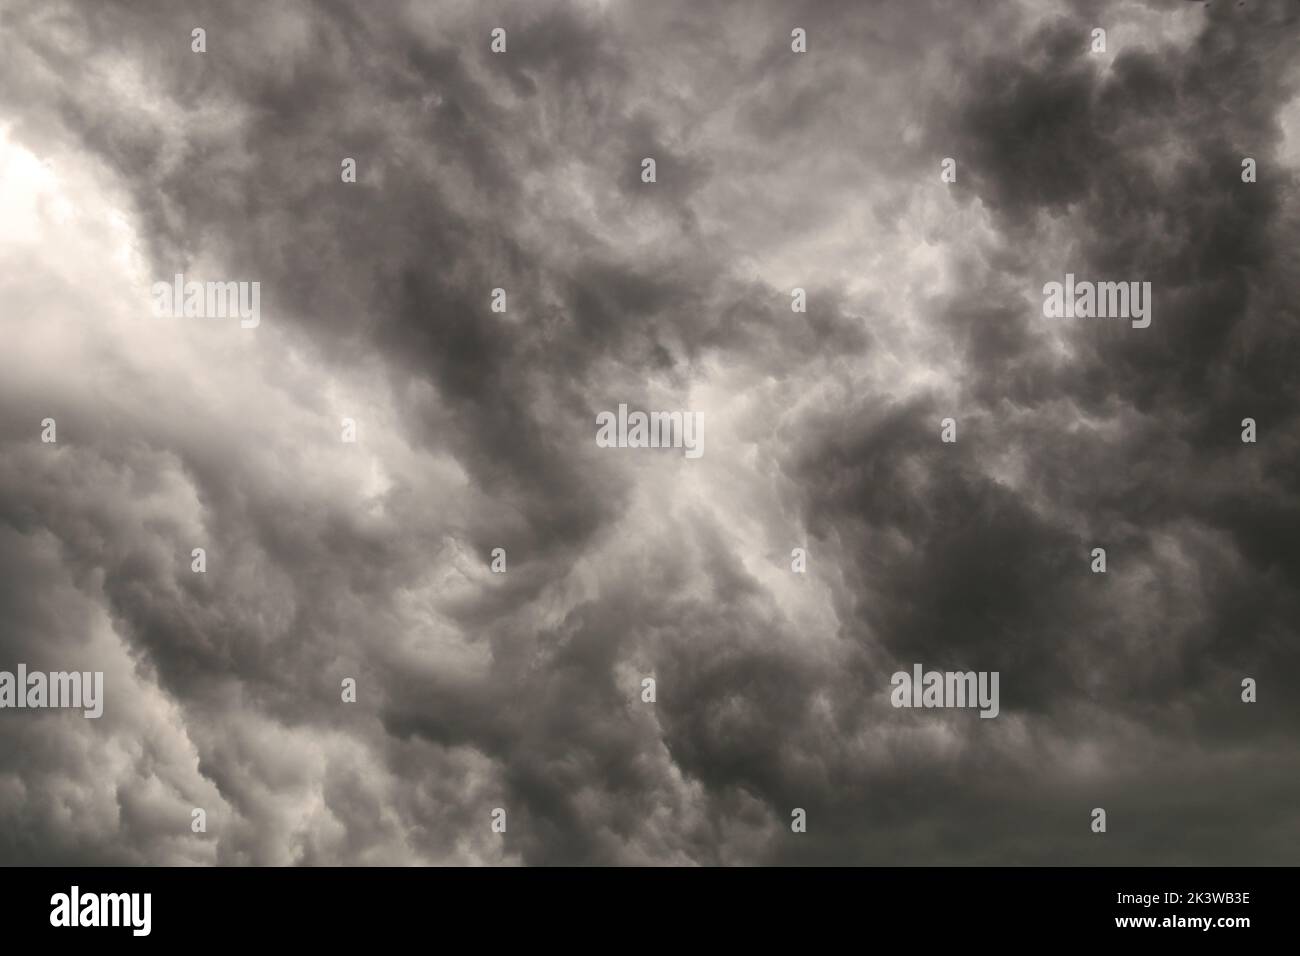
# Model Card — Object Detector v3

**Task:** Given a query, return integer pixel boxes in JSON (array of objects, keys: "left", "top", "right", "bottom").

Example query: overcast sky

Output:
[{"left": 0, "top": 0, "right": 1298, "bottom": 865}]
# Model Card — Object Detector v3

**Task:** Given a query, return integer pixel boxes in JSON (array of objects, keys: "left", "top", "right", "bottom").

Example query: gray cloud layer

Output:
[{"left": 0, "top": 0, "right": 1297, "bottom": 864}]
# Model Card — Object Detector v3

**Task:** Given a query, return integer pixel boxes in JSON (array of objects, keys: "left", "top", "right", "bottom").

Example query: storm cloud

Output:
[{"left": 0, "top": 0, "right": 1297, "bottom": 865}]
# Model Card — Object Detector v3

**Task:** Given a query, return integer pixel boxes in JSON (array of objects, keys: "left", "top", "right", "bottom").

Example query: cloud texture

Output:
[{"left": 0, "top": 0, "right": 1298, "bottom": 864}]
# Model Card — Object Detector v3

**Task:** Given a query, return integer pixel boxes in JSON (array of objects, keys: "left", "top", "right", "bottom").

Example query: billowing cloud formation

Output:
[{"left": 0, "top": 0, "right": 1297, "bottom": 865}]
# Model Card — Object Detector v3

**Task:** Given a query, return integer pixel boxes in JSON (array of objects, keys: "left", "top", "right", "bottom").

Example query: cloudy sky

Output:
[{"left": 0, "top": 0, "right": 1298, "bottom": 866}]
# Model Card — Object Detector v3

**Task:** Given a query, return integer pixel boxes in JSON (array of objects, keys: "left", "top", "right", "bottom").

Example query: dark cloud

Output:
[{"left": 0, "top": 0, "right": 1296, "bottom": 865}]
